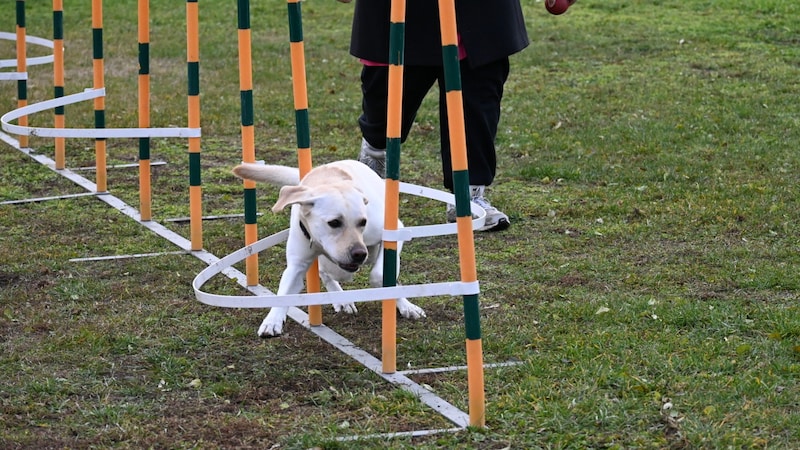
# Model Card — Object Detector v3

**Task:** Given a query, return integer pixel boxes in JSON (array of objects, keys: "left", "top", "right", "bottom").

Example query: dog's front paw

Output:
[
  {"left": 258, "top": 319, "right": 283, "bottom": 337},
  {"left": 333, "top": 302, "right": 358, "bottom": 315},
  {"left": 397, "top": 298, "right": 426, "bottom": 319},
  {"left": 258, "top": 314, "right": 286, "bottom": 337},
  {"left": 258, "top": 308, "right": 289, "bottom": 337}
]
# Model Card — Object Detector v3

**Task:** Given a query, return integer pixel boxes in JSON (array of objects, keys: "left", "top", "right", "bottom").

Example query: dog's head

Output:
[{"left": 274, "top": 182, "right": 370, "bottom": 272}]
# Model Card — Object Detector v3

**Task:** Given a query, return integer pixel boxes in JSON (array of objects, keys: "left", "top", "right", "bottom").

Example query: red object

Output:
[{"left": 545, "top": 0, "right": 575, "bottom": 15}]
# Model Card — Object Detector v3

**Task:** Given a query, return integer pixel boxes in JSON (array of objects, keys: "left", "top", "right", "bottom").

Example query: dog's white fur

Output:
[{"left": 232, "top": 160, "right": 426, "bottom": 337}]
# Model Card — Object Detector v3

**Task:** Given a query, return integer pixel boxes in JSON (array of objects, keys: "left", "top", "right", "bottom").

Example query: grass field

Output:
[{"left": 1, "top": 0, "right": 799, "bottom": 448}]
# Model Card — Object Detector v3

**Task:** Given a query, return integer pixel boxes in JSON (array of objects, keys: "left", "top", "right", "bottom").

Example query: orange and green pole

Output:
[
  {"left": 91, "top": 0, "right": 107, "bottom": 192},
  {"left": 52, "top": 0, "right": 66, "bottom": 169},
  {"left": 15, "top": 0, "right": 28, "bottom": 149},
  {"left": 238, "top": 0, "right": 259, "bottom": 286},
  {"left": 381, "top": 0, "right": 407, "bottom": 375},
  {"left": 186, "top": 0, "right": 202, "bottom": 250},
  {"left": 138, "top": 0, "right": 152, "bottom": 220},
  {"left": 438, "top": 0, "right": 485, "bottom": 427},
  {"left": 287, "top": 0, "right": 322, "bottom": 324}
]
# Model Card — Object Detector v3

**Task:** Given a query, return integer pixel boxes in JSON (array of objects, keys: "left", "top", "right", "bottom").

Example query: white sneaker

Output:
[
  {"left": 446, "top": 185, "right": 510, "bottom": 232},
  {"left": 358, "top": 138, "right": 386, "bottom": 178}
]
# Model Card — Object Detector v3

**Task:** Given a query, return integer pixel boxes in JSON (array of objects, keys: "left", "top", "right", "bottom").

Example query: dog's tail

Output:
[{"left": 232, "top": 163, "right": 301, "bottom": 187}]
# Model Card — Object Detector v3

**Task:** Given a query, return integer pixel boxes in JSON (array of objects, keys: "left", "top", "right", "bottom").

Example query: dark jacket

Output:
[{"left": 350, "top": 0, "right": 530, "bottom": 68}]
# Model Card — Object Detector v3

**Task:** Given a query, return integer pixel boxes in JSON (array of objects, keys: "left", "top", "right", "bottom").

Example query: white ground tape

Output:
[
  {"left": 1, "top": 88, "right": 200, "bottom": 139},
  {"left": 287, "top": 306, "right": 472, "bottom": 428},
  {"left": 0, "top": 192, "right": 97, "bottom": 205},
  {"left": 69, "top": 251, "right": 189, "bottom": 263},
  {"left": 337, "top": 428, "right": 465, "bottom": 442},
  {"left": 71, "top": 161, "right": 167, "bottom": 171}
]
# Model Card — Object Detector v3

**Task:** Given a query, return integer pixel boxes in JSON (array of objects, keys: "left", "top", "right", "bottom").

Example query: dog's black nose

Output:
[{"left": 350, "top": 247, "right": 367, "bottom": 264}]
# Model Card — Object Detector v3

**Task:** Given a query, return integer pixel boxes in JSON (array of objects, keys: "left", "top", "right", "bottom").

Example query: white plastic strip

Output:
[
  {"left": 0, "top": 72, "right": 27, "bottom": 81},
  {"left": 192, "top": 230, "right": 479, "bottom": 309},
  {"left": 1, "top": 88, "right": 200, "bottom": 139},
  {"left": 386, "top": 182, "right": 486, "bottom": 241},
  {"left": 0, "top": 31, "right": 55, "bottom": 69}
]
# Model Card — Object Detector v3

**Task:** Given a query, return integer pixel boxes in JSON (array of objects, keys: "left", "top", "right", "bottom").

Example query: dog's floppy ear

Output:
[{"left": 272, "top": 185, "right": 315, "bottom": 212}]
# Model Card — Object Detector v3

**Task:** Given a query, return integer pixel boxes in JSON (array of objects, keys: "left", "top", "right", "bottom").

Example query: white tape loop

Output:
[{"left": 193, "top": 182, "right": 485, "bottom": 309}]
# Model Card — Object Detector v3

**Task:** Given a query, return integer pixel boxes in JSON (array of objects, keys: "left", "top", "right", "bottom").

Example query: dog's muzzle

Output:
[{"left": 338, "top": 246, "right": 367, "bottom": 272}]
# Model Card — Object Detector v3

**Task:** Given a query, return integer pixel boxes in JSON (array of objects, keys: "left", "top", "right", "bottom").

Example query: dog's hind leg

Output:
[{"left": 319, "top": 269, "right": 358, "bottom": 315}]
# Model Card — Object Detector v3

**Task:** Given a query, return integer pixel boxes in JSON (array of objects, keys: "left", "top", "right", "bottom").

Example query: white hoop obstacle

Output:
[{"left": 193, "top": 182, "right": 486, "bottom": 309}]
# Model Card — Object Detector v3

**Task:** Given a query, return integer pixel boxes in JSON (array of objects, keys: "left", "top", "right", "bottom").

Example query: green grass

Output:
[{"left": 2, "top": 0, "right": 799, "bottom": 448}]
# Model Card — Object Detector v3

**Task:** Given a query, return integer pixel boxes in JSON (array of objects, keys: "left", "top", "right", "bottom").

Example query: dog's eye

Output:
[
  {"left": 327, "top": 219, "right": 342, "bottom": 228},
  {"left": 358, "top": 219, "right": 367, "bottom": 228}
]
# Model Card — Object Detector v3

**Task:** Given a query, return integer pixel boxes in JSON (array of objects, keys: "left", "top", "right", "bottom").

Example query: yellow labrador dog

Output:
[{"left": 232, "top": 160, "right": 426, "bottom": 337}]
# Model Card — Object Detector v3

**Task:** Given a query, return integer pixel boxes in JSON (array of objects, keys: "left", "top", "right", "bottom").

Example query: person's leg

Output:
[
  {"left": 440, "top": 57, "right": 511, "bottom": 231},
  {"left": 438, "top": 57, "right": 509, "bottom": 189},
  {"left": 358, "top": 65, "right": 438, "bottom": 177}
]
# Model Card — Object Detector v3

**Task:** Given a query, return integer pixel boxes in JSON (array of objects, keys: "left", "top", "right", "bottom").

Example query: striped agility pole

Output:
[
  {"left": 237, "top": 0, "right": 259, "bottom": 286},
  {"left": 186, "top": 0, "right": 203, "bottom": 250},
  {"left": 287, "top": 0, "right": 322, "bottom": 326},
  {"left": 438, "top": 0, "right": 485, "bottom": 427},
  {"left": 91, "top": 0, "right": 107, "bottom": 193},
  {"left": 52, "top": 0, "right": 66, "bottom": 169},
  {"left": 138, "top": 0, "right": 152, "bottom": 221},
  {"left": 15, "top": 0, "right": 28, "bottom": 149},
  {"left": 381, "top": 0, "right": 407, "bottom": 375}
]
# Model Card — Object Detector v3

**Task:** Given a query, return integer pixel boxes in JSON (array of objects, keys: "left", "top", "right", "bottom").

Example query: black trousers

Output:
[{"left": 359, "top": 57, "right": 510, "bottom": 191}]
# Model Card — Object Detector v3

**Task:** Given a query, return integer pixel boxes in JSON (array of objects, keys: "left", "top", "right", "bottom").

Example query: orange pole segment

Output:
[
  {"left": 95, "top": 141, "right": 107, "bottom": 192},
  {"left": 92, "top": 1, "right": 102, "bottom": 27},
  {"left": 241, "top": 129, "right": 255, "bottom": 162},
  {"left": 466, "top": 339, "right": 486, "bottom": 426},
  {"left": 186, "top": 5, "right": 199, "bottom": 62},
  {"left": 307, "top": 259, "right": 322, "bottom": 325},
  {"left": 137, "top": 1, "right": 149, "bottom": 42},
  {"left": 244, "top": 225, "right": 259, "bottom": 284},
  {"left": 297, "top": 148, "right": 313, "bottom": 178},
  {"left": 446, "top": 91, "right": 468, "bottom": 171},
  {"left": 456, "top": 218, "right": 478, "bottom": 282},
  {"left": 381, "top": 299, "right": 397, "bottom": 374},
  {"left": 386, "top": 65, "right": 404, "bottom": 137},
  {"left": 389, "top": 0, "right": 406, "bottom": 22},
  {"left": 138, "top": 76, "right": 150, "bottom": 127},
  {"left": 238, "top": 30, "right": 253, "bottom": 90},
  {"left": 289, "top": 44, "right": 308, "bottom": 110},
  {"left": 189, "top": 186, "right": 202, "bottom": 247},
  {"left": 139, "top": 162, "right": 152, "bottom": 220},
  {"left": 187, "top": 96, "right": 200, "bottom": 131}
]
